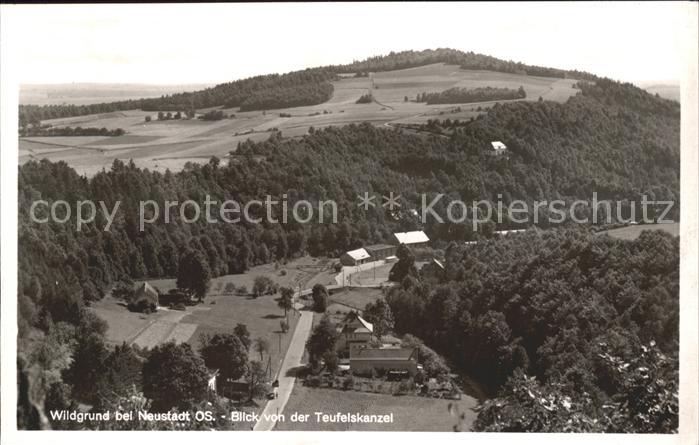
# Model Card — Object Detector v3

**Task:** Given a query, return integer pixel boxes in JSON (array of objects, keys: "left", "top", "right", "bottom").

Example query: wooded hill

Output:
[
  {"left": 17, "top": 70, "right": 680, "bottom": 431},
  {"left": 18, "top": 48, "right": 601, "bottom": 125}
]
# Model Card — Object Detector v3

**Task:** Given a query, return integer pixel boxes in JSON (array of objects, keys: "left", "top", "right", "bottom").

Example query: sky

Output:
[{"left": 2, "top": 2, "right": 688, "bottom": 86}]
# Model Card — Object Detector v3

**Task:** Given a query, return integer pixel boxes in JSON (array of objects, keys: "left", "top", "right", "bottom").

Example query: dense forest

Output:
[
  {"left": 337, "top": 48, "right": 598, "bottom": 81},
  {"left": 386, "top": 228, "right": 678, "bottom": 432},
  {"left": 18, "top": 48, "right": 602, "bottom": 125},
  {"left": 416, "top": 86, "right": 526, "bottom": 104},
  {"left": 17, "top": 75, "right": 680, "bottom": 430}
]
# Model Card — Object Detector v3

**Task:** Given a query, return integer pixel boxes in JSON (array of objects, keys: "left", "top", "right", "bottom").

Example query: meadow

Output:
[
  {"left": 19, "top": 64, "right": 579, "bottom": 176},
  {"left": 599, "top": 222, "right": 679, "bottom": 240},
  {"left": 92, "top": 256, "right": 331, "bottom": 378},
  {"left": 274, "top": 385, "right": 478, "bottom": 431}
]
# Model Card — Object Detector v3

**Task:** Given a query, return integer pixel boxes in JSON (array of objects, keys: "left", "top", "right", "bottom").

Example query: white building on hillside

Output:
[
  {"left": 489, "top": 141, "right": 508, "bottom": 156},
  {"left": 392, "top": 230, "right": 430, "bottom": 248}
]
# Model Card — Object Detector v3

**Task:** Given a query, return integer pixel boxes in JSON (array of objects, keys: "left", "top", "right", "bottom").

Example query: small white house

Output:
[
  {"left": 340, "top": 248, "right": 371, "bottom": 266},
  {"left": 489, "top": 141, "right": 508, "bottom": 155}
]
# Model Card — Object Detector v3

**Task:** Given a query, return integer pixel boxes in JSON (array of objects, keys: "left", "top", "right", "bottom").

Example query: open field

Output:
[
  {"left": 92, "top": 256, "right": 330, "bottom": 378},
  {"left": 20, "top": 64, "right": 581, "bottom": 176},
  {"left": 598, "top": 222, "right": 679, "bottom": 240},
  {"left": 275, "top": 385, "right": 478, "bottom": 431}
]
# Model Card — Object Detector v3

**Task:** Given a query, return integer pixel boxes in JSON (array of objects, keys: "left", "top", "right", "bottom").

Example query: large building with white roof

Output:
[{"left": 392, "top": 230, "right": 430, "bottom": 248}]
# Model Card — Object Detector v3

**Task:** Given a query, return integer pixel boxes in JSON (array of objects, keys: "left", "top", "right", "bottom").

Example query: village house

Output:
[
  {"left": 349, "top": 346, "right": 419, "bottom": 376},
  {"left": 340, "top": 247, "right": 371, "bottom": 266},
  {"left": 392, "top": 230, "right": 430, "bottom": 248},
  {"left": 365, "top": 243, "right": 397, "bottom": 261},
  {"left": 128, "top": 282, "right": 159, "bottom": 313},
  {"left": 337, "top": 312, "right": 374, "bottom": 352},
  {"left": 488, "top": 140, "right": 508, "bottom": 156},
  {"left": 337, "top": 312, "right": 402, "bottom": 354}
]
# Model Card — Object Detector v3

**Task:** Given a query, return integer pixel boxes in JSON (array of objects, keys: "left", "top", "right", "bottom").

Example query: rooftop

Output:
[
  {"left": 135, "top": 282, "right": 159, "bottom": 301},
  {"left": 350, "top": 347, "right": 418, "bottom": 361},
  {"left": 365, "top": 243, "right": 395, "bottom": 251},
  {"left": 393, "top": 231, "right": 430, "bottom": 245},
  {"left": 344, "top": 248, "right": 370, "bottom": 261},
  {"left": 491, "top": 141, "right": 507, "bottom": 150}
]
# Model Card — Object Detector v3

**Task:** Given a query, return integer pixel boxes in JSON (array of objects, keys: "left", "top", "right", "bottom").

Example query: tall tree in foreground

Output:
[
  {"left": 177, "top": 250, "right": 211, "bottom": 301},
  {"left": 254, "top": 338, "right": 271, "bottom": 362},
  {"left": 278, "top": 287, "right": 294, "bottom": 318},
  {"left": 311, "top": 284, "right": 328, "bottom": 313},
  {"left": 199, "top": 333, "right": 249, "bottom": 382},
  {"left": 363, "top": 298, "right": 395, "bottom": 340},
  {"left": 389, "top": 244, "right": 418, "bottom": 282},
  {"left": 142, "top": 342, "right": 209, "bottom": 411},
  {"left": 234, "top": 323, "right": 252, "bottom": 351},
  {"left": 245, "top": 360, "right": 270, "bottom": 401},
  {"left": 306, "top": 315, "right": 337, "bottom": 368}
]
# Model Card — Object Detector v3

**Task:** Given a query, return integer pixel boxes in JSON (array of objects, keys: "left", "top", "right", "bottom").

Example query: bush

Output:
[
  {"left": 323, "top": 351, "right": 338, "bottom": 373},
  {"left": 342, "top": 375, "right": 354, "bottom": 390},
  {"left": 356, "top": 93, "right": 373, "bottom": 104},
  {"left": 236, "top": 285, "right": 248, "bottom": 296},
  {"left": 128, "top": 298, "right": 156, "bottom": 313},
  {"left": 172, "top": 303, "right": 186, "bottom": 311},
  {"left": 397, "top": 381, "right": 412, "bottom": 395},
  {"left": 312, "top": 284, "right": 328, "bottom": 313},
  {"left": 306, "top": 375, "right": 322, "bottom": 388},
  {"left": 253, "top": 276, "right": 276, "bottom": 297}
]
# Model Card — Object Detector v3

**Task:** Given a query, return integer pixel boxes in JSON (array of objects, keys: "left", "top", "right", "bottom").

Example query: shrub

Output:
[
  {"left": 343, "top": 375, "right": 355, "bottom": 390},
  {"left": 356, "top": 93, "right": 373, "bottom": 104},
  {"left": 306, "top": 375, "right": 321, "bottom": 388},
  {"left": 253, "top": 276, "right": 275, "bottom": 296},
  {"left": 323, "top": 351, "right": 338, "bottom": 373}
]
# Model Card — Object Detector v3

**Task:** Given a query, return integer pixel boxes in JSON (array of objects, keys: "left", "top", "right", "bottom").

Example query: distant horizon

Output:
[{"left": 4, "top": 3, "right": 685, "bottom": 86}]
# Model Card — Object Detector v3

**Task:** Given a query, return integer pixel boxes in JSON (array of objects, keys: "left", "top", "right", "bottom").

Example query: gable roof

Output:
[
  {"left": 135, "top": 282, "right": 158, "bottom": 302},
  {"left": 350, "top": 347, "right": 417, "bottom": 361},
  {"left": 344, "top": 248, "right": 370, "bottom": 261},
  {"left": 342, "top": 312, "right": 374, "bottom": 334},
  {"left": 393, "top": 231, "right": 429, "bottom": 245},
  {"left": 491, "top": 141, "right": 507, "bottom": 150}
]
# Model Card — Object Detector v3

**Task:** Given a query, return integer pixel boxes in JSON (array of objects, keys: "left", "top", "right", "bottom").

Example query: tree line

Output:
[
  {"left": 19, "top": 126, "right": 126, "bottom": 138},
  {"left": 416, "top": 86, "right": 526, "bottom": 104}
]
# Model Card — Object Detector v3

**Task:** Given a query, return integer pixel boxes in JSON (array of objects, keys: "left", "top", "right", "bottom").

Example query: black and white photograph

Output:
[{"left": 0, "top": 2, "right": 697, "bottom": 442}]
